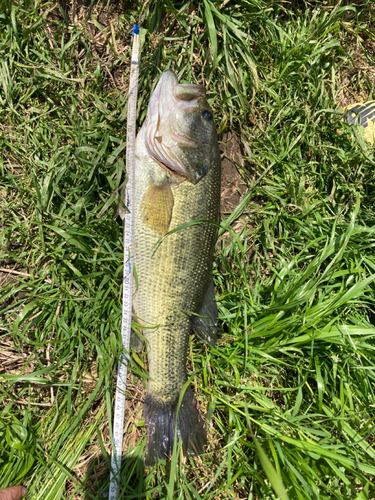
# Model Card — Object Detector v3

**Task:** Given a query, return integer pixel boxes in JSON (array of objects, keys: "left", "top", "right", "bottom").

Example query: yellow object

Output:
[{"left": 345, "top": 100, "right": 375, "bottom": 144}]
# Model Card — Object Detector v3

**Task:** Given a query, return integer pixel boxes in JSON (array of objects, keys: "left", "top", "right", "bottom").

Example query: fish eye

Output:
[{"left": 202, "top": 110, "right": 213, "bottom": 121}]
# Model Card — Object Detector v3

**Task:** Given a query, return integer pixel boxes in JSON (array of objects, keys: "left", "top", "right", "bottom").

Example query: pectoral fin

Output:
[
  {"left": 131, "top": 306, "right": 144, "bottom": 352},
  {"left": 114, "top": 186, "right": 127, "bottom": 220},
  {"left": 130, "top": 329, "right": 144, "bottom": 352},
  {"left": 192, "top": 278, "right": 221, "bottom": 347},
  {"left": 140, "top": 181, "right": 174, "bottom": 234}
]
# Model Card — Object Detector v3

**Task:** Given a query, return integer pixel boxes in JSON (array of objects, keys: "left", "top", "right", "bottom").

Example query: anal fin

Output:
[{"left": 192, "top": 278, "right": 221, "bottom": 347}]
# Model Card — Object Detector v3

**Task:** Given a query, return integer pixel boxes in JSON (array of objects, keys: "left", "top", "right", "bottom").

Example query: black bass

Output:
[{"left": 130, "top": 70, "right": 221, "bottom": 464}]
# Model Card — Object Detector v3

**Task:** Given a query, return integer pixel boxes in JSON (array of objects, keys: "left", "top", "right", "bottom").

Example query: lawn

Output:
[{"left": 1, "top": 0, "right": 375, "bottom": 498}]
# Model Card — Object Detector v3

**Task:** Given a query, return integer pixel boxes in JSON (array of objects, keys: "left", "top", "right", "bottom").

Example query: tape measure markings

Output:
[{"left": 109, "top": 26, "right": 140, "bottom": 500}]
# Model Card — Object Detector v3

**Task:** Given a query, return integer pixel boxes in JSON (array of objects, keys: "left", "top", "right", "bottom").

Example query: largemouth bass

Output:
[{"left": 131, "top": 70, "right": 221, "bottom": 465}]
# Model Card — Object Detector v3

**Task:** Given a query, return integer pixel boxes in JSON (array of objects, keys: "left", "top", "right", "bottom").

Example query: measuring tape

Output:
[{"left": 109, "top": 25, "right": 140, "bottom": 500}]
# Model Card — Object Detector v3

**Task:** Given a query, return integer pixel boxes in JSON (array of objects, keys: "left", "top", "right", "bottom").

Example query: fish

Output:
[{"left": 129, "top": 70, "right": 221, "bottom": 465}]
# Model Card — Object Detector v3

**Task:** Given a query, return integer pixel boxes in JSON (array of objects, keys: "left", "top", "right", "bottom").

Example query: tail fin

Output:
[{"left": 143, "top": 386, "right": 206, "bottom": 465}]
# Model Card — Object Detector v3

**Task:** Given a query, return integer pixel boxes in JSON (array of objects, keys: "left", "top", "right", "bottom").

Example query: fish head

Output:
[{"left": 144, "top": 70, "right": 219, "bottom": 184}]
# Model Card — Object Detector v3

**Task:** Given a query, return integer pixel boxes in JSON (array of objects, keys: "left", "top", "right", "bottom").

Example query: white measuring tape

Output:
[{"left": 109, "top": 25, "right": 140, "bottom": 500}]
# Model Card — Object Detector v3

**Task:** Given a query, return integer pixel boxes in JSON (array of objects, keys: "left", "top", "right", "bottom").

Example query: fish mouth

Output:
[
  {"left": 169, "top": 130, "right": 203, "bottom": 148},
  {"left": 150, "top": 129, "right": 196, "bottom": 179},
  {"left": 149, "top": 136, "right": 202, "bottom": 182},
  {"left": 153, "top": 156, "right": 207, "bottom": 182},
  {"left": 144, "top": 71, "right": 208, "bottom": 183},
  {"left": 151, "top": 156, "right": 188, "bottom": 180},
  {"left": 151, "top": 131, "right": 209, "bottom": 181}
]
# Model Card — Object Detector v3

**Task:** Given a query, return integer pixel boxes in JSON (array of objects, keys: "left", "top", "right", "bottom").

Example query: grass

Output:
[{"left": 1, "top": 0, "right": 375, "bottom": 498}]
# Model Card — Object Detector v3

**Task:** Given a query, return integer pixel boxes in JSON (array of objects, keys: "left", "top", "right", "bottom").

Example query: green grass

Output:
[{"left": 1, "top": 0, "right": 375, "bottom": 498}]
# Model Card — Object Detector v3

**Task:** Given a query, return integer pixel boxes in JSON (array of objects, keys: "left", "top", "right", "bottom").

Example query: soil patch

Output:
[
  {"left": 220, "top": 131, "right": 247, "bottom": 214},
  {"left": 338, "top": 35, "right": 375, "bottom": 109}
]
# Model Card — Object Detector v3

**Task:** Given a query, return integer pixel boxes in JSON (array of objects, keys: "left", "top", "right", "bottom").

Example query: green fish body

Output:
[{"left": 131, "top": 71, "right": 221, "bottom": 464}]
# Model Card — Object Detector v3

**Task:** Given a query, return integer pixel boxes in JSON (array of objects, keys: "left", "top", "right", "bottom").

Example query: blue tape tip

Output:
[{"left": 132, "top": 25, "right": 140, "bottom": 35}]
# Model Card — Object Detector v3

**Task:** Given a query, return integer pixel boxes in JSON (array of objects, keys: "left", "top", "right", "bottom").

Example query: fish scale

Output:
[{"left": 134, "top": 156, "right": 220, "bottom": 398}]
